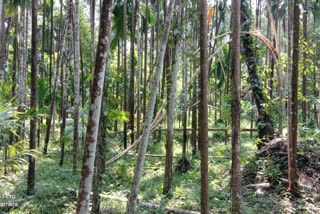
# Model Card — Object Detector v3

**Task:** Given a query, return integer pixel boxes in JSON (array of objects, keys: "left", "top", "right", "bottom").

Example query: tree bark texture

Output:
[
  {"left": 288, "top": 0, "right": 300, "bottom": 191},
  {"left": 199, "top": 0, "right": 209, "bottom": 212},
  {"left": 91, "top": 76, "right": 108, "bottom": 214},
  {"left": 73, "top": 0, "right": 81, "bottom": 171},
  {"left": 18, "top": 8, "right": 27, "bottom": 105},
  {"left": 75, "top": 0, "right": 113, "bottom": 213},
  {"left": 27, "top": 0, "right": 38, "bottom": 196},
  {"left": 286, "top": 0, "right": 294, "bottom": 191},
  {"left": 231, "top": 0, "right": 241, "bottom": 212}
]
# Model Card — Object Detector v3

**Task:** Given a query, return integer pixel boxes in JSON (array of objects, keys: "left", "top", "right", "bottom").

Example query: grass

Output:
[{"left": 0, "top": 129, "right": 319, "bottom": 213}]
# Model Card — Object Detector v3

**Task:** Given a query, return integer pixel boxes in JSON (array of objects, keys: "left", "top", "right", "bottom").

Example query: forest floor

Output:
[{"left": 0, "top": 131, "right": 320, "bottom": 213}]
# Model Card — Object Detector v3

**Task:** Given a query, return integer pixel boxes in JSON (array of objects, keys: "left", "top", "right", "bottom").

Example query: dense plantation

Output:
[{"left": 0, "top": 0, "right": 320, "bottom": 213}]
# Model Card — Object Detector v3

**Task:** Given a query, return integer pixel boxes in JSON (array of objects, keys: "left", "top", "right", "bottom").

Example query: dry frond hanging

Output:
[{"left": 248, "top": 30, "right": 279, "bottom": 60}]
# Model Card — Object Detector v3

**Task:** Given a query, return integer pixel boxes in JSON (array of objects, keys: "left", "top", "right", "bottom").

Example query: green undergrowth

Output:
[{"left": 1, "top": 130, "right": 319, "bottom": 213}]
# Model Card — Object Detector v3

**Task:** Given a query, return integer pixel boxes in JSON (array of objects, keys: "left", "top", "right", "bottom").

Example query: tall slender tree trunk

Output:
[
  {"left": 80, "top": 42, "right": 86, "bottom": 146},
  {"left": 90, "top": 0, "right": 95, "bottom": 89},
  {"left": 288, "top": 0, "right": 300, "bottom": 191},
  {"left": 73, "top": 0, "right": 81, "bottom": 171},
  {"left": 0, "top": 12, "right": 11, "bottom": 80},
  {"left": 27, "top": 0, "right": 38, "bottom": 195},
  {"left": 123, "top": 0, "right": 128, "bottom": 149},
  {"left": 199, "top": 0, "right": 209, "bottom": 212},
  {"left": 302, "top": 0, "right": 308, "bottom": 123},
  {"left": 163, "top": 1, "right": 182, "bottom": 194},
  {"left": 182, "top": 42, "right": 188, "bottom": 161},
  {"left": 129, "top": 0, "right": 139, "bottom": 145},
  {"left": 125, "top": 1, "right": 175, "bottom": 212},
  {"left": 50, "top": 0, "right": 54, "bottom": 91},
  {"left": 41, "top": 0, "right": 46, "bottom": 78},
  {"left": 17, "top": 7, "right": 27, "bottom": 142},
  {"left": 143, "top": 0, "right": 148, "bottom": 123},
  {"left": 12, "top": 14, "right": 18, "bottom": 98},
  {"left": 0, "top": 2, "right": 6, "bottom": 80},
  {"left": 268, "top": 0, "right": 279, "bottom": 100},
  {"left": 136, "top": 17, "right": 143, "bottom": 138},
  {"left": 75, "top": 0, "right": 113, "bottom": 213},
  {"left": 115, "top": 40, "right": 120, "bottom": 132},
  {"left": 60, "top": 53, "right": 70, "bottom": 167},
  {"left": 286, "top": 0, "right": 294, "bottom": 191},
  {"left": 231, "top": 0, "right": 241, "bottom": 212},
  {"left": 191, "top": 58, "right": 197, "bottom": 155},
  {"left": 18, "top": 8, "right": 26, "bottom": 106},
  {"left": 313, "top": 17, "right": 318, "bottom": 126},
  {"left": 60, "top": 23, "right": 72, "bottom": 165}
]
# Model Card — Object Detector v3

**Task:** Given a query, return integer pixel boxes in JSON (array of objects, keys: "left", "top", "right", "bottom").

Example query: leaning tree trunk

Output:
[
  {"left": 125, "top": 0, "right": 175, "bottom": 213},
  {"left": 91, "top": 71, "right": 109, "bottom": 214},
  {"left": 75, "top": 0, "right": 113, "bottom": 213},
  {"left": 73, "top": 0, "right": 81, "bottom": 171},
  {"left": 27, "top": 0, "right": 38, "bottom": 196},
  {"left": 241, "top": 0, "right": 274, "bottom": 146},
  {"left": 199, "top": 0, "right": 209, "bottom": 213},
  {"left": 231, "top": 0, "right": 241, "bottom": 212},
  {"left": 163, "top": 1, "right": 182, "bottom": 195}
]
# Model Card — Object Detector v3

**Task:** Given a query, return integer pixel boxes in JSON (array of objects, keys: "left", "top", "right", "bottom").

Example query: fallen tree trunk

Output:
[
  {"left": 67, "top": 188, "right": 200, "bottom": 214},
  {"left": 100, "top": 194, "right": 200, "bottom": 214},
  {"left": 139, "top": 201, "right": 200, "bottom": 214},
  {"left": 245, "top": 183, "right": 270, "bottom": 189},
  {"left": 110, "top": 128, "right": 257, "bottom": 134}
]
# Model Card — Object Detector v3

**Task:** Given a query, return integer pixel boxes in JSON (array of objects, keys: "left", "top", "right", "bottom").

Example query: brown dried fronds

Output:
[{"left": 246, "top": 30, "right": 279, "bottom": 61}]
